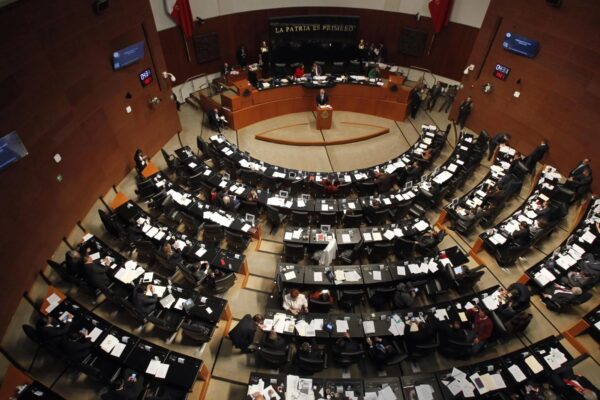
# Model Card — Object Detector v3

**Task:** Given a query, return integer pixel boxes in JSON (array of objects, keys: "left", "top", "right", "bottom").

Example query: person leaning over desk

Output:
[{"left": 283, "top": 288, "right": 308, "bottom": 315}]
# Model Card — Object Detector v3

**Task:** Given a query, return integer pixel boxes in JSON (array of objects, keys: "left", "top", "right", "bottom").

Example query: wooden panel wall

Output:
[
  {"left": 451, "top": 0, "right": 600, "bottom": 190},
  {"left": 0, "top": 0, "right": 181, "bottom": 336},
  {"left": 158, "top": 7, "right": 479, "bottom": 82}
]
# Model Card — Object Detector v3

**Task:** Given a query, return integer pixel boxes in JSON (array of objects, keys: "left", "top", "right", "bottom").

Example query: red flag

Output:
[
  {"left": 429, "top": 0, "right": 454, "bottom": 33},
  {"left": 166, "top": 0, "right": 194, "bottom": 38}
]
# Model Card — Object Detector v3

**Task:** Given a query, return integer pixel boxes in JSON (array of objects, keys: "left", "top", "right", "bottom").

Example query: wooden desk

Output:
[
  {"left": 141, "top": 162, "right": 159, "bottom": 179},
  {"left": 0, "top": 366, "right": 32, "bottom": 399},
  {"left": 225, "top": 69, "right": 248, "bottom": 86},
  {"left": 40, "top": 286, "right": 66, "bottom": 315},
  {"left": 215, "top": 82, "right": 412, "bottom": 130},
  {"left": 316, "top": 107, "right": 333, "bottom": 130}
]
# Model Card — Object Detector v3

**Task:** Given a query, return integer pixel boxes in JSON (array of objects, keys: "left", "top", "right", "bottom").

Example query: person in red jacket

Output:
[{"left": 465, "top": 306, "right": 493, "bottom": 354}]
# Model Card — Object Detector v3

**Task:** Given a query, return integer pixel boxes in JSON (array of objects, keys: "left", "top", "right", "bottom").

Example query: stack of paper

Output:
[
  {"left": 146, "top": 359, "right": 170, "bottom": 379},
  {"left": 525, "top": 355, "right": 544, "bottom": 374},
  {"left": 100, "top": 334, "right": 119, "bottom": 353},
  {"left": 544, "top": 347, "right": 568, "bottom": 370},
  {"left": 534, "top": 268, "right": 556, "bottom": 287},
  {"left": 363, "top": 320, "right": 376, "bottom": 334},
  {"left": 413, "top": 220, "right": 429, "bottom": 232},
  {"left": 284, "top": 271, "right": 297, "bottom": 281},
  {"left": 442, "top": 368, "right": 475, "bottom": 397},
  {"left": 415, "top": 384, "right": 434, "bottom": 400},
  {"left": 160, "top": 294, "right": 175, "bottom": 309},
  {"left": 336, "top": 319, "right": 350, "bottom": 333},
  {"left": 507, "top": 364, "right": 526, "bottom": 382},
  {"left": 388, "top": 316, "right": 405, "bottom": 336},
  {"left": 44, "top": 293, "right": 63, "bottom": 314}
]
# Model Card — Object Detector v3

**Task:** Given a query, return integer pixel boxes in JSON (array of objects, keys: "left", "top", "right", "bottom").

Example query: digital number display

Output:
[
  {"left": 493, "top": 63, "right": 511, "bottom": 81},
  {"left": 139, "top": 68, "right": 153, "bottom": 87}
]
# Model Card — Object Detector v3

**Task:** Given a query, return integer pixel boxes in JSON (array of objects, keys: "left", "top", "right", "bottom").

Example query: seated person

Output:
[
  {"left": 548, "top": 368, "right": 600, "bottom": 400},
  {"left": 221, "top": 194, "right": 241, "bottom": 211},
  {"left": 500, "top": 282, "right": 531, "bottom": 315},
  {"left": 579, "top": 253, "right": 600, "bottom": 280},
  {"left": 392, "top": 282, "right": 417, "bottom": 308},
  {"left": 126, "top": 223, "right": 144, "bottom": 243},
  {"left": 205, "top": 268, "right": 227, "bottom": 289},
  {"left": 535, "top": 200, "right": 556, "bottom": 221},
  {"left": 365, "top": 336, "right": 396, "bottom": 365},
  {"left": 229, "top": 314, "right": 264, "bottom": 353},
  {"left": 321, "top": 176, "right": 340, "bottom": 196},
  {"left": 562, "top": 270, "right": 594, "bottom": 288},
  {"left": 208, "top": 108, "right": 227, "bottom": 132},
  {"left": 437, "top": 320, "right": 467, "bottom": 344},
  {"left": 209, "top": 188, "right": 220, "bottom": 205},
  {"left": 368, "top": 66, "right": 380, "bottom": 79},
  {"left": 101, "top": 369, "right": 144, "bottom": 400},
  {"left": 282, "top": 288, "right": 308, "bottom": 315},
  {"left": 309, "top": 289, "right": 335, "bottom": 304},
  {"left": 60, "top": 329, "right": 94, "bottom": 362},
  {"left": 332, "top": 331, "right": 360, "bottom": 355},
  {"left": 415, "top": 229, "right": 444, "bottom": 254},
  {"left": 568, "top": 158, "right": 592, "bottom": 179},
  {"left": 565, "top": 168, "right": 592, "bottom": 198},
  {"left": 404, "top": 161, "right": 423, "bottom": 183},
  {"left": 485, "top": 186, "right": 507, "bottom": 206},
  {"left": 374, "top": 171, "right": 394, "bottom": 193},
  {"left": 510, "top": 221, "right": 531, "bottom": 248},
  {"left": 247, "top": 189, "right": 259, "bottom": 202},
  {"left": 311, "top": 63, "right": 322, "bottom": 77},
  {"left": 297, "top": 340, "right": 323, "bottom": 360},
  {"left": 36, "top": 315, "right": 72, "bottom": 345},
  {"left": 405, "top": 321, "right": 435, "bottom": 346},
  {"left": 162, "top": 242, "right": 182, "bottom": 265},
  {"left": 186, "top": 261, "right": 210, "bottom": 285},
  {"left": 65, "top": 250, "right": 84, "bottom": 277},
  {"left": 294, "top": 64, "right": 305, "bottom": 78},
  {"left": 131, "top": 284, "right": 158, "bottom": 315},
  {"left": 498, "top": 173, "right": 523, "bottom": 198},
  {"left": 261, "top": 330, "right": 288, "bottom": 352},
  {"left": 543, "top": 283, "right": 583, "bottom": 306},
  {"left": 82, "top": 255, "right": 111, "bottom": 294},
  {"left": 465, "top": 306, "right": 493, "bottom": 354},
  {"left": 133, "top": 149, "right": 149, "bottom": 172}
]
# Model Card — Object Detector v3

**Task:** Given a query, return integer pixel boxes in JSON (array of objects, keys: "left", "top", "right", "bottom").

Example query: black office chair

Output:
[
  {"left": 284, "top": 243, "right": 305, "bottom": 263},
  {"left": 337, "top": 289, "right": 364, "bottom": 312},
  {"left": 238, "top": 168, "right": 260, "bottom": 187},
  {"left": 287, "top": 179, "right": 305, "bottom": 196},
  {"left": 366, "top": 242, "right": 392, "bottom": 263},
  {"left": 335, "top": 182, "right": 353, "bottom": 198},
  {"left": 290, "top": 211, "right": 310, "bottom": 226},
  {"left": 367, "top": 286, "right": 396, "bottom": 310},
  {"left": 266, "top": 205, "right": 287, "bottom": 234},
  {"left": 203, "top": 224, "right": 224, "bottom": 245},
  {"left": 136, "top": 179, "right": 159, "bottom": 201},
  {"left": 366, "top": 209, "right": 389, "bottom": 226},
  {"left": 274, "top": 63, "right": 288, "bottom": 77},
  {"left": 260, "top": 174, "right": 281, "bottom": 192},
  {"left": 403, "top": 332, "right": 440, "bottom": 359},
  {"left": 188, "top": 173, "right": 206, "bottom": 192},
  {"left": 348, "top": 60, "right": 361, "bottom": 75},
  {"left": 225, "top": 229, "right": 250, "bottom": 252},
  {"left": 257, "top": 347, "right": 288, "bottom": 368},
  {"left": 181, "top": 319, "right": 215, "bottom": 342},
  {"left": 342, "top": 213, "right": 363, "bottom": 228},
  {"left": 308, "top": 298, "right": 332, "bottom": 313},
  {"left": 356, "top": 181, "right": 376, "bottom": 196},
  {"left": 222, "top": 158, "right": 238, "bottom": 179},
  {"left": 203, "top": 271, "right": 237, "bottom": 294},
  {"left": 196, "top": 136, "right": 212, "bottom": 161},
  {"left": 317, "top": 212, "right": 337, "bottom": 227},
  {"left": 297, "top": 352, "right": 327, "bottom": 374},
  {"left": 331, "top": 61, "right": 345, "bottom": 75},
  {"left": 133, "top": 240, "right": 157, "bottom": 264},
  {"left": 337, "top": 242, "right": 363, "bottom": 265},
  {"left": 179, "top": 212, "right": 201, "bottom": 236},
  {"left": 333, "top": 346, "right": 365, "bottom": 368}
]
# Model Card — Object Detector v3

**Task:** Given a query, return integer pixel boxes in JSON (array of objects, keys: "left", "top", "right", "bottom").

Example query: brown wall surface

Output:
[
  {"left": 451, "top": 0, "right": 600, "bottom": 190},
  {"left": 158, "top": 7, "right": 478, "bottom": 83},
  {"left": 0, "top": 0, "right": 181, "bottom": 336}
]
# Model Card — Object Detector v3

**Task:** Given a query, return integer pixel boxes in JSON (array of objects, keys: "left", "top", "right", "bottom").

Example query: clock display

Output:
[
  {"left": 493, "top": 63, "right": 511, "bottom": 81},
  {"left": 139, "top": 68, "right": 153, "bottom": 87}
]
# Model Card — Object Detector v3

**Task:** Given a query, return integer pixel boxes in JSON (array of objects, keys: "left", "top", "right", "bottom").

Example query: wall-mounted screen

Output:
[
  {"left": 398, "top": 28, "right": 428, "bottom": 57},
  {"left": 503, "top": 33, "right": 539, "bottom": 58},
  {"left": 112, "top": 41, "right": 145, "bottom": 70},
  {"left": 0, "top": 131, "right": 28, "bottom": 171}
]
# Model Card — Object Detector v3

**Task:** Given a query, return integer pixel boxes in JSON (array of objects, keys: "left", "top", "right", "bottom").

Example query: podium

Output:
[{"left": 316, "top": 106, "right": 333, "bottom": 130}]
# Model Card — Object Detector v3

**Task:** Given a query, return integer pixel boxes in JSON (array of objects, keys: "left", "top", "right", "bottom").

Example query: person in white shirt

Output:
[{"left": 283, "top": 288, "right": 308, "bottom": 315}]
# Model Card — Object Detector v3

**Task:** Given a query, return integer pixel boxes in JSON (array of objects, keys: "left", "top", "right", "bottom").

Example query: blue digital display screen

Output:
[
  {"left": 112, "top": 41, "right": 145, "bottom": 70},
  {"left": 503, "top": 33, "right": 539, "bottom": 58},
  {"left": 0, "top": 131, "right": 28, "bottom": 171}
]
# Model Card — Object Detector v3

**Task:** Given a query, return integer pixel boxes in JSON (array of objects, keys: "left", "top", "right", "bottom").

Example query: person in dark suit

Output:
[
  {"left": 311, "top": 63, "right": 322, "bottom": 77},
  {"left": 261, "top": 330, "right": 288, "bottom": 352},
  {"left": 36, "top": 316, "right": 72, "bottom": 345},
  {"left": 316, "top": 89, "right": 329, "bottom": 106},
  {"left": 65, "top": 250, "right": 84, "bottom": 277},
  {"left": 131, "top": 284, "right": 158, "bottom": 315},
  {"left": 133, "top": 149, "right": 148, "bottom": 172},
  {"left": 439, "top": 84, "right": 458, "bottom": 113},
  {"left": 405, "top": 321, "right": 435, "bottom": 346},
  {"left": 566, "top": 168, "right": 592, "bottom": 199},
  {"left": 82, "top": 256, "right": 110, "bottom": 293},
  {"left": 297, "top": 340, "right": 323, "bottom": 360},
  {"left": 365, "top": 336, "right": 396, "bottom": 365},
  {"left": 456, "top": 96, "right": 473, "bottom": 128},
  {"left": 523, "top": 140, "right": 549, "bottom": 171},
  {"left": 404, "top": 161, "right": 423, "bottom": 183},
  {"left": 374, "top": 171, "right": 394, "bottom": 193},
  {"left": 543, "top": 283, "right": 583, "bottom": 306},
  {"left": 437, "top": 320, "right": 467, "bottom": 344},
  {"left": 510, "top": 221, "right": 531, "bottom": 247},
  {"left": 427, "top": 82, "right": 442, "bottom": 111},
  {"left": 237, "top": 45, "right": 247, "bottom": 67},
  {"left": 222, "top": 62, "right": 231, "bottom": 75},
  {"left": 229, "top": 314, "right": 264, "bottom": 353},
  {"left": 392, "top": 282, "right": 417, "bottom": 308},
  {"left": 161, "top": 242, "right": 182, "bottom": 266},
  {"left": 409, "top": 88, "right": 422, "bottom": 119},
  {"left": 209, "top": 108, "right": 227, "bottom": 132},
  {"left": 332, "top": 331, "right": 360, "bottom": 355},
  {"left": 101, "top": 370, "right": 144, "bottom": 400},
  {"left": 488, "top": 133, "right": 511, "bottom": 161},
  {"left": 569, "top": 158, "right": 592, "bottom": 179},
  {"left": 60, "top": 330, "right": 93, "bottom": 362}
]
